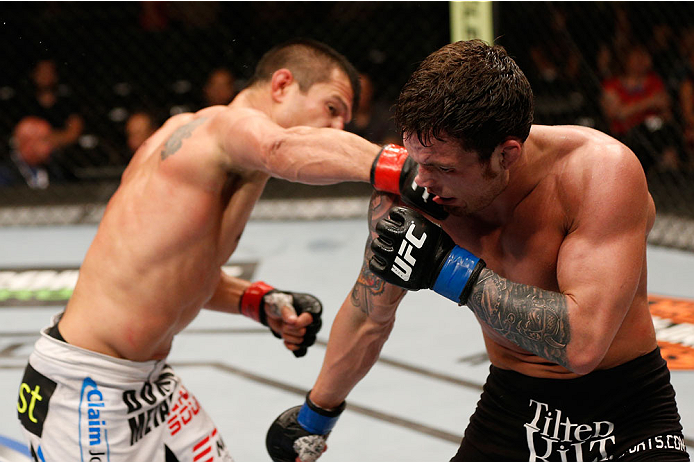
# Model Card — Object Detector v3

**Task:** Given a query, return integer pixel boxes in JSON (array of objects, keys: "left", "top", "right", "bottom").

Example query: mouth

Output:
[{"left": 432, "top": 194, "right": 454, "bottom": 205}]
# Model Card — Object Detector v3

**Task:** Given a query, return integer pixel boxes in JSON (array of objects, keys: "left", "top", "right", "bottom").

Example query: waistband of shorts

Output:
[
  {"left": 489, "top": 347, "right": 666, "bottom": 395},
  {"left": 31, "top": 315, "right": 167, "bottom": 383}
]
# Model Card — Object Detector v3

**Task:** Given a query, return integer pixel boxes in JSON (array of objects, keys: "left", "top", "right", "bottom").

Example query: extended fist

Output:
[
  {"left": 370, "top": 144, "right": 448, "bottom": 220},
  {"left": 267, "top": 393, "right": 345, "bottom": 462}
]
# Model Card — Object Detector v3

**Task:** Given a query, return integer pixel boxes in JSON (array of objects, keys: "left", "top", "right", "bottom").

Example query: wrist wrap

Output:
[
  {"left": 240, "top": 281, "right": 275, "bottom": 325},
  {"left": 297, "top": 392, "right": 345, "bottom": 435},
  {"left": 432, "top": 247, "right": 486, "bottom": 306},
  {"left": 370, "top": 144, "right": 408, "bottom": 194}
]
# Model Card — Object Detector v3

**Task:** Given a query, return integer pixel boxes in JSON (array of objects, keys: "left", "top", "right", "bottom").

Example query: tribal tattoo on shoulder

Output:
[
  {"left": 351, "top": 193, "right": 396, "bottom": 315},
  {"left": 161, "top": 117, "right": 208, "bottom": 159},
  {"left": 467, "top": 269, "right": 571, "bottom": 368}
]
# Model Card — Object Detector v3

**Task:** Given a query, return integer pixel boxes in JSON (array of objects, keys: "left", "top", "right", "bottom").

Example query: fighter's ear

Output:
[
  {"left": 270, "top": 69, "right": 294, "bottom": 102},
  {"left": 499, "top": 138, "right": 522, "bottom": 170}
]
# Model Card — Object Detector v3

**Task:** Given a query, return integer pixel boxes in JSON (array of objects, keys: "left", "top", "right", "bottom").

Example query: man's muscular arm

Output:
[
  {"left": 466, "top": 270, "right": 571, "bottom": 368},
  {"left": 266, "top": 192, "right": 406, "bottom": 462},
  {"left": 311, "top": 192, "right": 406, "bottom": 408},
  {"left": 211, "top": 107, "right": 380, "bottom": 184}
]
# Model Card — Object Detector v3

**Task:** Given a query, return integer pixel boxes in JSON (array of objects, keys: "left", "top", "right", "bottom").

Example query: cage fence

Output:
[{"left": 1, "top": 2, "right": 693, "bottom": 250}]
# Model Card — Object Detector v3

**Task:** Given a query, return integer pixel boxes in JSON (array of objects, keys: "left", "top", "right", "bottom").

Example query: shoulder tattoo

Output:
[
  {"left": 467, "top": 269, "right": 571, "bottom": 367},
  {"left": 161, "top": 117, "right": 208, "bottom": 159}
]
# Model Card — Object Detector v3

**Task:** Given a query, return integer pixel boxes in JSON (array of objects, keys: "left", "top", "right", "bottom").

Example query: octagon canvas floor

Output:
[{"left": 0, "top": 219, "right": 692, "bottom": 461}]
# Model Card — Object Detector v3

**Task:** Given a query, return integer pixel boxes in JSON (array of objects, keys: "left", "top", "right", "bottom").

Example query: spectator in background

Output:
[
  {"left": 345, "top": 73, "right": 400, "bottom": 145},
  {"left": 601, "top": 44, "right": 681, "bottom": 174},
  {"left": 201, "top": 67, "right": 237, "bottom": 107},
  {"left": 125, "top": 111, "right": 158, "bottom": 154},
  {"left": 19, "top": 59, "right": 85, "bottom": 155},
  {"left": 0, "top": 116, "right": 71, "bottom": 188}
]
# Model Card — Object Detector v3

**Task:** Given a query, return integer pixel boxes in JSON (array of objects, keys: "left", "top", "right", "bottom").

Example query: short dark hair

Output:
[
  {"left": 249, "top": 38, "right": 361, "bottom": 112},
  {"left": 395, "top": 40, "right": 533, "bottom": 162}
]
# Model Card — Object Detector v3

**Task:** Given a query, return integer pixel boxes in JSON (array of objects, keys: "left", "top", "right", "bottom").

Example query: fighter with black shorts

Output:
[{"left": 266, "top": 40, "right": 689, "bottom": 462}]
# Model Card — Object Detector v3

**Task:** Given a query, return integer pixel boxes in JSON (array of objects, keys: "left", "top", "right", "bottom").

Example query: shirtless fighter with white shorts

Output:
[{"left": 15, "top": 39, "right": 436, "bottom": 462}]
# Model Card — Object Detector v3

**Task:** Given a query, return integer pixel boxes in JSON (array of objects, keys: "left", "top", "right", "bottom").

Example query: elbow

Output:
[
  {"left": 567, "top": 357, "right": 601, "bottom": 376},
  {"left": 565, "top": 343, "right": 607, "bottom": 375}
]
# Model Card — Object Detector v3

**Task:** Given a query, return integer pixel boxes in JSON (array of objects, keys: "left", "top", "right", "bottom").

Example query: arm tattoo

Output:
[
  {"left": 351, "top": 260, "right": 387, "bottom": 316},
  {"left": 351, "top": 193, "right": 395, "bottom": 315},
  {"left": 467, "top": 268, "right": 571, "bottom": 367},
  {"left": 161, "top": 117, "right": 208, "bottom": 159}
]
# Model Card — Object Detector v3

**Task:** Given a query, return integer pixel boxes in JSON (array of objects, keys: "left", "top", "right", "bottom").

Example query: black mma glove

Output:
[
  {"left": 266, "top": 392, "right": 345, "bottom": 462},
  {"left": 240, "top": 281, "right": 322, "bottom": 357},
  {"left": 370, "top": 144, "right": 449, "bottom": 220},
  {"left": 369, "top": 206, "right": 486, "bottom": 305}
]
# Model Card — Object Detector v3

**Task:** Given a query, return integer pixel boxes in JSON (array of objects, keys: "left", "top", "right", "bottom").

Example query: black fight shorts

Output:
[{"left": 451, "top": 348, "right": 689, "bottom": 462}]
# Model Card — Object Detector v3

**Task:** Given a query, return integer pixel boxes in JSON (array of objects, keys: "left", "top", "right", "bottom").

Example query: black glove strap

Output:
[
  {"left": 458, "top": 259, "right": 486, "bottom": 306},
  {"left": 305, "top": 391, "right": 346, "bottom": 418}
]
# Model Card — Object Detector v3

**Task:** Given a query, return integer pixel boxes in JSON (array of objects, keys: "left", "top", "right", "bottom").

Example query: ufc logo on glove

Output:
[
  {"left": 370, "top": 206, "right": 485, "bottom": 306},
  {"left": 392, "top": 223, "right": 427, "bottom": 282}
]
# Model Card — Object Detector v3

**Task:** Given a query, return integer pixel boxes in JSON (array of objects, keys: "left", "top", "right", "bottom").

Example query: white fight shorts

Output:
[{"left": 16, "top": 316, "right": 234, "bottom": 461}]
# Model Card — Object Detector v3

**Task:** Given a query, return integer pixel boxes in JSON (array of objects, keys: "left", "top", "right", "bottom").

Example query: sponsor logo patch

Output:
[
  {"left": 79, "top": 377, "right": 110, "bottom": 461},
  {"left": 17, "top": 364, "right": 57, "bottom": 437},
  {"left": 124, "top": 366, "right": 178, "bottom": 446}
]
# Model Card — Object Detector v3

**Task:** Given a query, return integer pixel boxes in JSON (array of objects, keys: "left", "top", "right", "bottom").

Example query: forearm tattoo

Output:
[
  {"left": 351, "top": 258, "right": 387, "bottom": 316},
  {"left": 351, "top": 193, "right": 393, "bottom": 315},
  {"left": 161, "top": 117, "right": 208, "bottom": 159},
  {"left": 467, "top": 268, "right": 571, "bottom": 367}
]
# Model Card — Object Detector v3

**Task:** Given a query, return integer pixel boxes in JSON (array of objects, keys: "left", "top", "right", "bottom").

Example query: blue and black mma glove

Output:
[
  {"left": 369, "top": 206, "right": 486, "bottom": 305},
  {"left": 240, "top": 281, "right": 322, "bottom": 357},
  {"left": 370, "top": 144, "right": 449, "bottom": 221},
  {"left": 266, "top": 392, "right": 345, "bottom": 462}
]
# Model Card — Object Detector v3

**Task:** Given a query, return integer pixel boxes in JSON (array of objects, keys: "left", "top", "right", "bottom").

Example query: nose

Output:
[{"left": 414, "top": 164, "right": 435, "bottom": 189}]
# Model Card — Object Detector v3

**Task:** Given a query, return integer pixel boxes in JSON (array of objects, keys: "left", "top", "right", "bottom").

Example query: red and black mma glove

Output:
[
  {"left": 370, "top": 144, "right": 449, "bottom": 220},
  {"left": 240, "top": 281, "right": 323, "bottom": 357},
  {"left": 369, "top": 206, "right": 486, "bottom": 306},
  {"left": 266, "top": 391, "right": 345, "bottom": 462}
]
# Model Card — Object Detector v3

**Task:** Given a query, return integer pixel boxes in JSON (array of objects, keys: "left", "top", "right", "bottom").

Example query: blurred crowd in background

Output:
[{"left": 2, "top": 2, "right": 694, "bottom": 213}]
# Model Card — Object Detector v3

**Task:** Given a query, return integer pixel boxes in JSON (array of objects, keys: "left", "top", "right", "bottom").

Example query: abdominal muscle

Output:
[
  {"left": 59, "top": 196, "right": 227, "bottom": 362},
  {"left": 59, "top": 159, "right": 265, "bottom": 362}
]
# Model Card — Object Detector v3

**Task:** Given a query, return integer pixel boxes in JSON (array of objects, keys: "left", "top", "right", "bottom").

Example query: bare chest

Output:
[{"left": 446, "top": 196, "right": 568, "bottom": 291}]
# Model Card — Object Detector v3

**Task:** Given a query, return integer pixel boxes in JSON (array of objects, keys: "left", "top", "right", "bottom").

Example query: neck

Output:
[
  {"left": 469, "top": 130, "right": 543, "bottom": 226},
  {"left": 231, "top": 86, "right": 273, "bottom": 116}
]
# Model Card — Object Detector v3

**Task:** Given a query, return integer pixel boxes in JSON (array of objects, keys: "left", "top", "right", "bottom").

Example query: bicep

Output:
[{"left": 556, "top": 156, "right": 650, "bottom": 349}]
